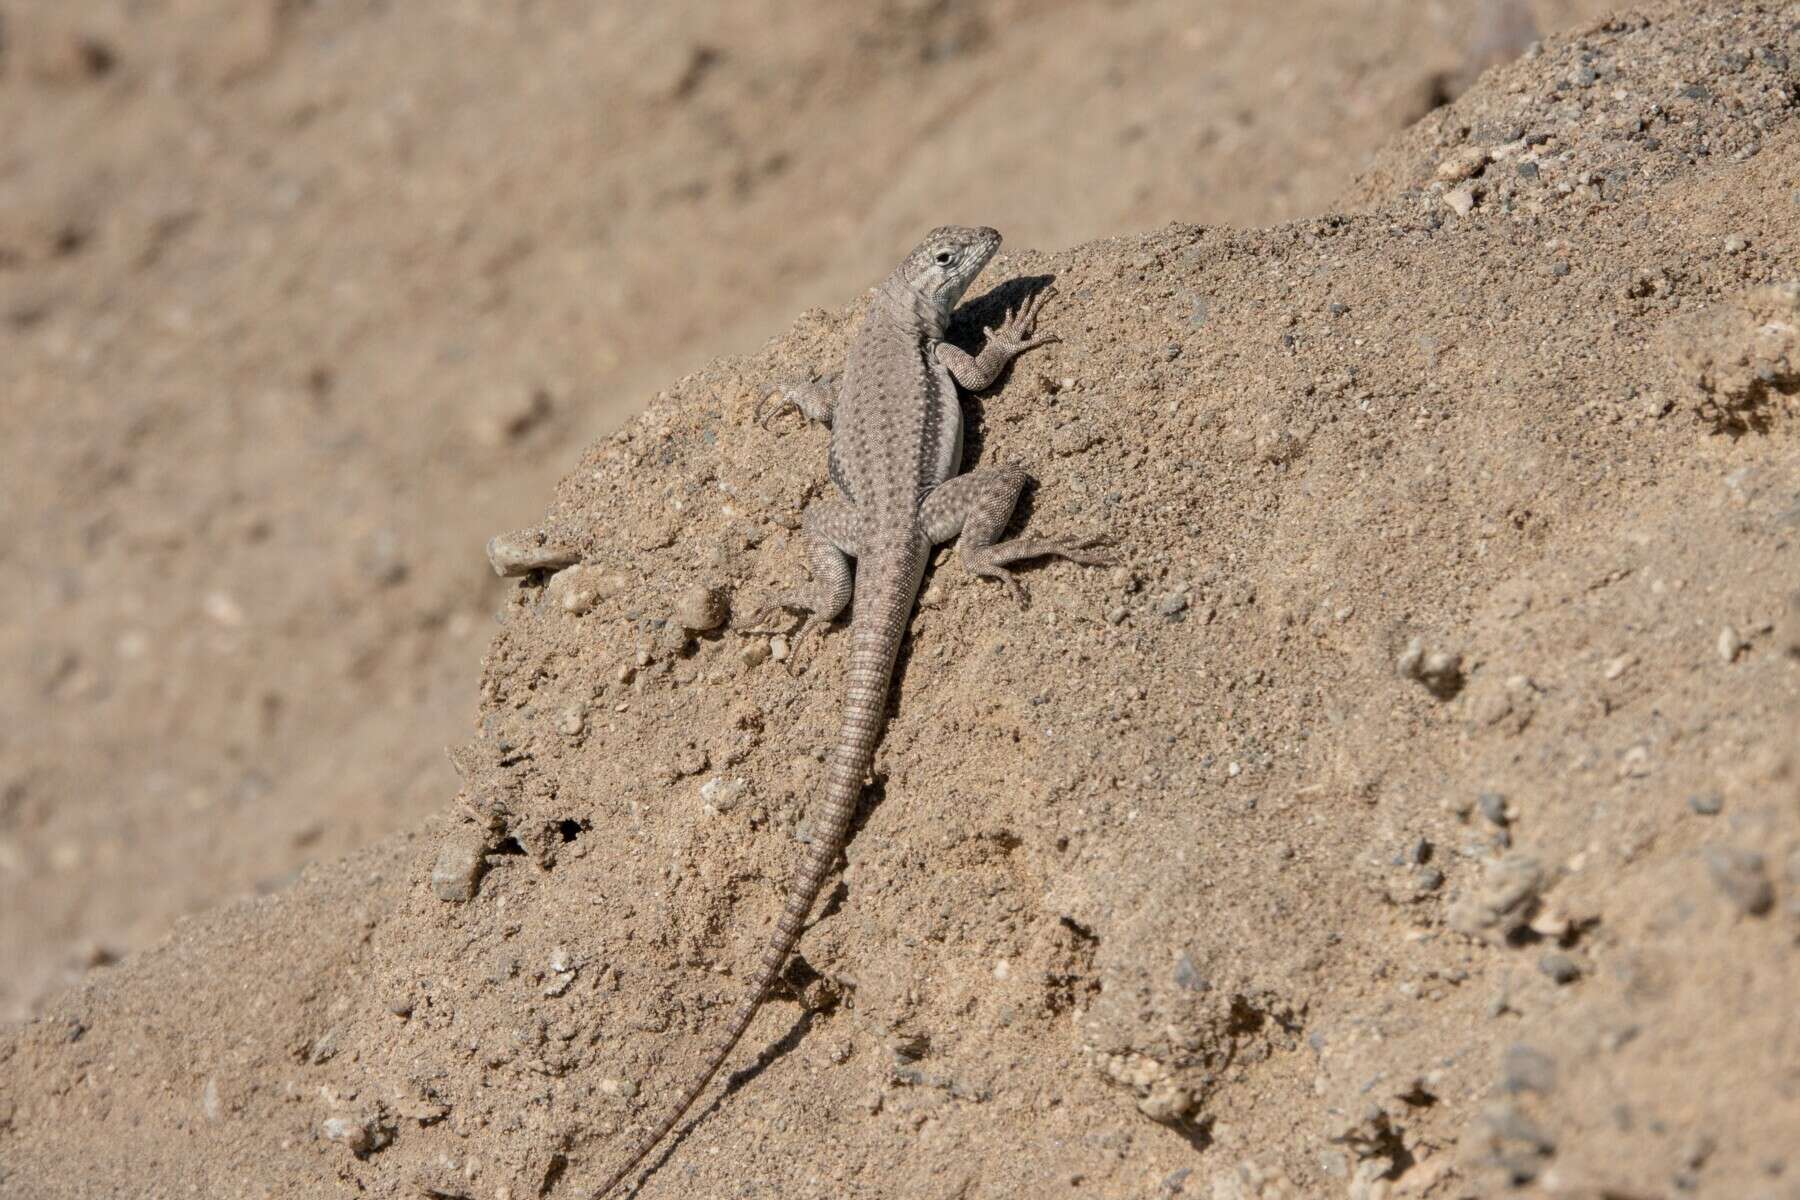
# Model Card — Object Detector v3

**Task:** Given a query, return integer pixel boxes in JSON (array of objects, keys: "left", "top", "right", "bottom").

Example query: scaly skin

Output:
[{"left": 596, "top": 227, "right": 1109, "bottom": 1196}]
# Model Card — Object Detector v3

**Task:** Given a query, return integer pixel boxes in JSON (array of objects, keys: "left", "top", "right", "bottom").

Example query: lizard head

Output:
[{"left": 900, "top": 225, "right": 1002, "bottom": 316}]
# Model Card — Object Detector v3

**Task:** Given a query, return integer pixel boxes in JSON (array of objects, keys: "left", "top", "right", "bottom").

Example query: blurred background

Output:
[{"left": 0, "top": 0, "right": 1612, "bottom": 1019}]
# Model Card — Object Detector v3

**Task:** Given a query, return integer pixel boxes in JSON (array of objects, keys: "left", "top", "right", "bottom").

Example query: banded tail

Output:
[{"left": 594, "top": 546, "right": 922, "bottom": 1196}]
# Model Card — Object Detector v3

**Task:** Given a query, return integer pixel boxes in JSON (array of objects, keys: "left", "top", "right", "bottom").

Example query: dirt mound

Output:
[
  {"left": 5, "top": 3, "right": 1800, "bottom": 1198},
  {"left": 0, "top": 0, "right": 1620, "bottom": 1024}
]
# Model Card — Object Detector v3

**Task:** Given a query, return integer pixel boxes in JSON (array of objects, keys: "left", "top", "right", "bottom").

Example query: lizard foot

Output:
[
  {"left": 962, "top": 533, "right": 1117, "bottom": 607},
  {"left": 743, "top": 601, "right": 829, "bottom": 674},
  {"left": 742, "top": 595, "right": 811, "bottom": 636},
  {"left": 983, "top": 286, "right": 1060, "bottom": 355},
  {"left": 756, "top": 377, "right": 836, "bottom": 429},
  {"left": 973, "top": 564, "right": 1029, "bottom": 606}
]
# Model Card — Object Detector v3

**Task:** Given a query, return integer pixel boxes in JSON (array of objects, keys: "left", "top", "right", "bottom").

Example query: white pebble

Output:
[{"left": 699, "top": 776, "right": 748, "bottom": 814}]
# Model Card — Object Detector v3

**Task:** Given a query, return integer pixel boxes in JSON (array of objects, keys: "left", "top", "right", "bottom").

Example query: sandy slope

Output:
[{"left": 0, "top": 0, "right": 1616, "bottom": 1022}]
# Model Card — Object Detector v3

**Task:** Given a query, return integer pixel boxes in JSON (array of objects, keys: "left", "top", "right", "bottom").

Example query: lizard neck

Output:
[{"left": 874, "top": 272, "right": 951, "bottom": 341}]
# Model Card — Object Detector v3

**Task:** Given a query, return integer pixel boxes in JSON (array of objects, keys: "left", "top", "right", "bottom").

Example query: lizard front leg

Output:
[
  {"left": 920, "top": 465, "right": 1111, "bottom": 605},
  {"left": 749, "top": 500, "right": 864, "bottom": 654},
  {"left": 757, "top": 373, "right": 841, "bottom": 428},
  {"left": 935, "top": 287, "right": 1058, "bottom": 392}
]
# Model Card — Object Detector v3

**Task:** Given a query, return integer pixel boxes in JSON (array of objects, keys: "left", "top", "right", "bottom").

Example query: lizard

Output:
[{"left": 595, "top": 225, "right": 1109, "bottom": 1196}]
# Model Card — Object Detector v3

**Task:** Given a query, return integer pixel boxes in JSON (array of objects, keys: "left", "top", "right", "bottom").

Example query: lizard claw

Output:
[
  {"left": 756, "top": 388, "right": 795, "bottom": 429},
  {"left": 742, "top": 599, "right": 804, "bottom": 635},
  {"left": 1052, "top": 535, "right": 1117, "bottom": 567}
]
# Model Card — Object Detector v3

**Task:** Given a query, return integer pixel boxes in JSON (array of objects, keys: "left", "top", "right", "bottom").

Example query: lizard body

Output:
[{"left": 596, "top": 226, "right": 1107, "bottom": 1195}]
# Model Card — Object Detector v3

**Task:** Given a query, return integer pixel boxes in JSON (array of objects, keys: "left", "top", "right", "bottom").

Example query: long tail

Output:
[{"left": 594, "top": 545, "right": 922, "bottom": 1197}]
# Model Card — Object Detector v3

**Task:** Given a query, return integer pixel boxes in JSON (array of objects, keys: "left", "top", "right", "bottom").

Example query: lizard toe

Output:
[{"left": 970, "top": 562, "right": 1028, "bottom": 607}]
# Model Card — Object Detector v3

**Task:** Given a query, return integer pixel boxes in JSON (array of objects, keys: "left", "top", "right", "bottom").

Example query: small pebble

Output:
[
  {"left": 1449, "top": 853, "right": 1543, "bottom": 936},
  {"left": 674, "top": 585, "right": 726, "bottom": 632},
  {"left": 430, "top": 831, "right": 487, "bottom": 902},
  {"left": 1443, "top": 183, "right": 1479, "bottom": 216},
  {"left": 1722, "top": 234, "right": 1748, "bottom": 254},
  {"left": 1435, "top": 145, "right": 1491, "bottom": 182},
  {"left": 1501, "top": 1044, "right": 1558, "bottom": 1095},
  {"left": 1717, "top": 626, "right": 1743, "bottom": 662},
  {"left": 1398, "top": 637, "right": 1464, "bottom": 696},
  {"left": 1478, "top": 792, "right": 1510, "bottom": 827},
  {"left": 1106, "top": 606, "right": 1129, "bottom": 625},
  {"left": 741, "top": 639, "right": 771, "bottom": 668},
  {"left": 599, "top": 1077, "right": 639, "bottom": 1100},
  {"left": 769, "top": 635, "right": 790, "bottom": 662},
  {"left": 321, "top": 1114, "right": 376, "bottom": 1155},
  {"left": 1688, "top": 792, "right": 1723, "bottom": 816},
  {"left": 485, "top": 530, "right": 579, "bottom": 577},
  {"left": 1173, "top": 953, "right": 1210, "bottom": 993},
  {"left": 1156, "top": 592, "right": 1189, "bottom": 617},
  {"left": 1538, "top": 952, "right": 1581, "bottom": 985},
  {"left": 1702, "top": 846, "right": 1774, "bottom": 915},
  {"left": 699, "top": 776, "right": 748, "bottom": 815},
  {"left": 558, "top": 706, "right": 584, "bottom": 736},
  {"left": 1679, "top": 1133, "right": 1716, "bottom": 1171}
]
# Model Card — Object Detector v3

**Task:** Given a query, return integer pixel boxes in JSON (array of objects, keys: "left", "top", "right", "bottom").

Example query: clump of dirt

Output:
[
  {"left": 5, "top": 3, "right": 1800, "bottom": 1199},
  {"left": 1665, "top": 280, "right": 1800, "bottom": 434}
]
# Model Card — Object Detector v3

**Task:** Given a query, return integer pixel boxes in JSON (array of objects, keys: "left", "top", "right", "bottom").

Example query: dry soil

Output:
[{"left": 3, "top": 3, "right": 1799, "bottom": 1200}]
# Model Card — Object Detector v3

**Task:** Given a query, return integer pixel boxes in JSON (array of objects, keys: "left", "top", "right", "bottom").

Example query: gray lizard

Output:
[{"left": 595, "top": 225, "right": 1108, "bottom": 1195}]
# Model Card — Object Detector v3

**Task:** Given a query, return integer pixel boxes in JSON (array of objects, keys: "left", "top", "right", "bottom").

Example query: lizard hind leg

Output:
[
  {"left": 746, "top": 501, "right": 863, "bottom": 661},
  {"left": 921, "top": 465, "right": 1113, "bottom": 606}
]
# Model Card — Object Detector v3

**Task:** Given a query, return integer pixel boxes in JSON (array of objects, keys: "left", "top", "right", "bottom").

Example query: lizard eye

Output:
[{"left": 934, "top": 251, "right": 954, "bottom": 265}]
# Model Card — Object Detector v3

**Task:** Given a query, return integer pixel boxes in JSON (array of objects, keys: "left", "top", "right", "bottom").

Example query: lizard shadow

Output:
[
  {"left": 621, "top": 785, "right": 889, "bottom": 1195},
  {"left": 949, "top": 273, "right": 1059, "bottom": 533},
  {"left": 624, "top": 1009, "right": 820, "bottom": 1196}
]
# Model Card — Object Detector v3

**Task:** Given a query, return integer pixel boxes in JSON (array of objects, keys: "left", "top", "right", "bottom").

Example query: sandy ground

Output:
[{"left": 4, "top": 1, "right": 1799, "bottom": 1198}]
